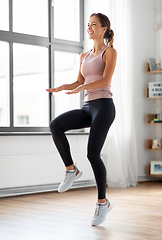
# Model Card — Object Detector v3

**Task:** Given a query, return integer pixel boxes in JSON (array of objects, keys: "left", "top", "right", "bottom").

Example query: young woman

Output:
[{"left": 46, "top": 13, "right": 117, "bottom": 226}]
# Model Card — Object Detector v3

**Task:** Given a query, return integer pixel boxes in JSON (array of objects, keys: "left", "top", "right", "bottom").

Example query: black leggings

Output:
[{"left": 50, "top": 98, "right": 115, "bottom": 199}]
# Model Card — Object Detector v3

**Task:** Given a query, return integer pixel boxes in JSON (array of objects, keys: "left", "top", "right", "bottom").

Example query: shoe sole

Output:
[
  {"left": 58, "top": 171, "right": 83, "bottom": 193},
  {"left": 91, "top": 202, "right": 113, "bottom": 226}
]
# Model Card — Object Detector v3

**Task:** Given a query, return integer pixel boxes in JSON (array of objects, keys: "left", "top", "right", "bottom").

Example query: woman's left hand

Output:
[{"left": 65, "top": 85, "right": 84, "bottom": 95}]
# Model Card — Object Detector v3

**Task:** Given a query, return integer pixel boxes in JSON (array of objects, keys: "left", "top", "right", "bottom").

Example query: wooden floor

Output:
[{"left": 0, "top": 182, "right": 162, "bottom": 240}]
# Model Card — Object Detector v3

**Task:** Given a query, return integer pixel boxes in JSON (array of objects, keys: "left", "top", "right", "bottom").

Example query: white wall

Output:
[
  {"left": 130, "top": 0, "right": 156, "bottom": 177},
  {"left": 0, "top": 0, "right": 159, "bottom": 195},
  {"left": 0, "top": 134, "right": 95, "bottom": 196}
]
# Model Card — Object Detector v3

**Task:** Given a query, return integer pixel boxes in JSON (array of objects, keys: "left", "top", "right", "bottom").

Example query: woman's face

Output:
[{"left": 87, "top": 16, "right": 106, "bottom": 40}]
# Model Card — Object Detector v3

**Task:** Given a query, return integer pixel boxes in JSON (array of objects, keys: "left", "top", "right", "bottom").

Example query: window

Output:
[
  {"left": 0, "top": 41, "right": 9, "bottom": 127},
  {"left": 13, "top": 0, "right": 48, "bottom": 37},
  {"left": 13, "top": 44, "right": 49, "bottom": 127},
  {"left": 0, "top": 0, "right": 84, "bottom": 133},
  {"left": 54, "top": 0, "right": 80, "bottom": 41},
  {"left": 54, "top": 51, "right": 80, "bottom": 117},
  {"left": 0, "top": 0, "right": 9, "bottom": 31}
]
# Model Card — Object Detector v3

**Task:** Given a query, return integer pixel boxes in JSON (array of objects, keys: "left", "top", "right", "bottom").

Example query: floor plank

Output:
[{"left": 0, "top": 182, "right": 162, "bottom": 240}]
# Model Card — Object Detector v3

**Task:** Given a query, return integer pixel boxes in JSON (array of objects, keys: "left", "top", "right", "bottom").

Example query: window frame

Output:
[{"left": 0, "top": 0, "right": 84, "bottom": 134}]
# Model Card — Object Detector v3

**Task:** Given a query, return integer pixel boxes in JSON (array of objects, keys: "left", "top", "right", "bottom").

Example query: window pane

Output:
[
  {"left": 54, "top": 0, "right": 80, "bottom": 41},
  {"left": 13, "top": 44, "right": 49, "bottom": 127},
  {"left": 0, "top": 42, "right": 9, "bottom": 126},
  {"left": 0, "top": 0, "right": 9, "bottom": 31},
  {"left": 54, "top": 51, "right": 80, "bottom": 117},
  {"left": 13, "top": 0, "right": 48, "bottom": 37}
]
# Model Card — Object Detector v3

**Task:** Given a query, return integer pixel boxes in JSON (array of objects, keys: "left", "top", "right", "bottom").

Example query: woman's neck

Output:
[{"left": 92, "top": 40, "right": 106, "bottom": 55}]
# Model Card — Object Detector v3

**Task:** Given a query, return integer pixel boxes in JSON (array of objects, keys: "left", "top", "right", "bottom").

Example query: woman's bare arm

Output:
[{"left": 46, "top": 52, "right": 86, "bottom": 93}]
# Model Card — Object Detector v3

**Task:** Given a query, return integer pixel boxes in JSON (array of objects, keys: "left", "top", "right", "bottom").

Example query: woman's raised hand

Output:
[
  {"left": 65, "top": 85, "right": 84, "bottom": 95},
  {"left": 46, "top": 85, "right": 64, "bottom": 93}
]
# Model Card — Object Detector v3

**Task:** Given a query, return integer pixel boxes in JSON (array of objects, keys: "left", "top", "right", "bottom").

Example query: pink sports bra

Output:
[{"left": 81, "top": 45, "right": 113, "bottom": 102}]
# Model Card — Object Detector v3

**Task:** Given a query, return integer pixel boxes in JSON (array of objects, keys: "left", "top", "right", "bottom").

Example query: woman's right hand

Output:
[{"left": 46, "top": 85, "right": 64, "bottom": 92}]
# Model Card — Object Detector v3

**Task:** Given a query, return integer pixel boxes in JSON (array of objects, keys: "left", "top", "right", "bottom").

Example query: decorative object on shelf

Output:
[
  {"left": 150, "top": 161, "right": 162, "bottom": 175},
  {"left": 156, "top": 113, "right": 162, "bottom": 121},
  {"left": 149, "top": 92, "right": 162, "bottom": 97},
  {"left": 149, "top": 82, "right": 162, "bottom": 88},
  {"left": 156, "top": 63, "right": 161, "bottom": 70},
  {"left": 155, "top": 99, "right": 162, "bottom": 119},
  {"left": 148, "top": 58, "right": 157, "bottom": 71},
  {"left": 152, "top": 139, "right": 161, "bottom": 149},
  {"left": 154, "top": 0, "right": 162, "bottom": 31},
  {"left": 148, "top": 82, "right": 162, "bottom": 97}
]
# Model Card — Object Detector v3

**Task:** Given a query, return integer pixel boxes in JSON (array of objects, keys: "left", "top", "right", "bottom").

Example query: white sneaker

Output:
[
  {"left": 91, "top": 198, "right": 113, "bottom": 226},
  {"left": 58, "top": 165, "right": 82, "bottom": 193}
]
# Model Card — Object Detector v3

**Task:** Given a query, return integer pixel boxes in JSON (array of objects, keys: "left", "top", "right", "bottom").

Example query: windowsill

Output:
[{"left": 0, "top": 131, "right": 89, "bottom": 136}]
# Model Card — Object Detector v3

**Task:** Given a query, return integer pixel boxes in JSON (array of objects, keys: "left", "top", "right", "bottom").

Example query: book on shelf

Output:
[{"left": 153, "top": 120, "right": 162, "bottom": 123}]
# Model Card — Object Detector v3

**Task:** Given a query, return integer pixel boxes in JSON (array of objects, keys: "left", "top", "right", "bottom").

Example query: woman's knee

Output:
[
  {"left": 87, "top": 150, "right": 99, "bottom": 164},
  {"left": 50, "top": 117, "right": 62, "bottom": 135}
]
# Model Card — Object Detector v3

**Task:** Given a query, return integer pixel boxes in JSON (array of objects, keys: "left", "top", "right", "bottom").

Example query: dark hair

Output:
[{"left": 90, "top": 13, "right": 114, "bottom": 48}]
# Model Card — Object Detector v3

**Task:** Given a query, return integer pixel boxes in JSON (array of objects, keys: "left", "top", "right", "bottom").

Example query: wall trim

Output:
[
  {"left": 1, "top": 177, "right": 161, "bottom": 198},
  {"left": 138, "top": 175, "right": 162, "bottom": 182},
  {"left": 0, "top": 180, "right": 96, "bottom": 198}
]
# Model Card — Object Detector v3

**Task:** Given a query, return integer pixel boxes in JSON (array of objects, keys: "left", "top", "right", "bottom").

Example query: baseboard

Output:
[
  {"left": 2, "top": 176, "right": 161, "bottom": 198},
  {"left": 0, "top": 180, "right": 96, "bottom": 198},
  {"left": 138, "top": 175, "right": 162, "bottom": 182}
]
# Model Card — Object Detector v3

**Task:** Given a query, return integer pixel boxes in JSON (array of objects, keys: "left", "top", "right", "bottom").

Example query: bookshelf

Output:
[
  {"left": 146, "top": 114, "right": 162, "bottom": 124},
  {"left": 145, "top": 88, "right": 162, "bottom": 99},
  {"left": 146, "top": 165, "right": 162, "bottom": 177},
  {"left": 146, "top": 139, "right": 162, "bottom": 150},
  {"left": 145, "top": 62, "right": 162, "bottom": 74},
  {"left": 145, "top": 62, "right": 162, "bottom": 177}
]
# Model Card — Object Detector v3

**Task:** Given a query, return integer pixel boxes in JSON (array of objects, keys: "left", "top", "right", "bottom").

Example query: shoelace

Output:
[
  {"left": 94, "top": 200, "right": 108, "bottom": 216},
  {"left": 94, "top": 203, "right": 102, "bottom": 216},
  {"left": 63, "top": 169, "right": 75, "bottom": 182},
  {"left": 63, "top": 171, "right": 69, "bottom": 182}
]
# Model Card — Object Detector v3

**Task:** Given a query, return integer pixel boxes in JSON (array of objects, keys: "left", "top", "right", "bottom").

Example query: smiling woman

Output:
[{"left": 46, "top": 12, "right": 117, "bottom": 226}]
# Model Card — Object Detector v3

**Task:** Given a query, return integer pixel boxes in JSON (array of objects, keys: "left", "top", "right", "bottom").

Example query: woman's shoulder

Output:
[
  {"left": 80, "top": 51, "right": 89, "bottom": 59},
  {"left": 105, "top": 46, "right": 117, "bottom": 55},
  {"left": 80, "top": 50, "right": 90, "bottom": 63},
  {"left": 103, "top": 47, "right": 117, "bottom": 62}
]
